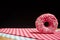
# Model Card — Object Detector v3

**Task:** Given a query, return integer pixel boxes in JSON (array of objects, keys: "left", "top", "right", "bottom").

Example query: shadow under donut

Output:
[{"left": 30, "top": 31, "right": 54, "bottom": 34}]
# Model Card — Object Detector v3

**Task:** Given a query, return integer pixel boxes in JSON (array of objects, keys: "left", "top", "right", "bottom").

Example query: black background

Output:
[{"left": 0, "top": 1, "right": 60, "bottom": 28}]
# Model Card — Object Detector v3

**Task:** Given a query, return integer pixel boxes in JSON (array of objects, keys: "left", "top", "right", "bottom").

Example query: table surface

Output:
[{"left": 0, "top": 28, "right": 60, "bottom": 40}]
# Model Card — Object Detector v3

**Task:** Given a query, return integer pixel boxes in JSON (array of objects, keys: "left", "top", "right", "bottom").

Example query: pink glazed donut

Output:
[{"left": 35, "top": 13, "right": 58, "bottom": 33}]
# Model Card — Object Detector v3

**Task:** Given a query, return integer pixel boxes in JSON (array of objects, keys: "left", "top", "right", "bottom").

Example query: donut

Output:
[{"left": 35, "top": 13, "right": 58, "bottom": 33}]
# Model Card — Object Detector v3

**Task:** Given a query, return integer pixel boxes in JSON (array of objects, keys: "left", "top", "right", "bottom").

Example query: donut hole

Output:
[{"left": 44, "top": 22, "right": 49, "bottom": 27}]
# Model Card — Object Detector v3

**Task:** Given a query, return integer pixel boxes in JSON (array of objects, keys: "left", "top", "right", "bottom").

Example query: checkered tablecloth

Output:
[{"left": 0, "top": 28, "right": 60, "bottom": 40}]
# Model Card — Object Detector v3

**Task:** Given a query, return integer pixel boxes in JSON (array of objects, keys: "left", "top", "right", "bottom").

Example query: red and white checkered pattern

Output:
[{"left": 0, "top": 28, "right": 60, "bottom": 40}]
